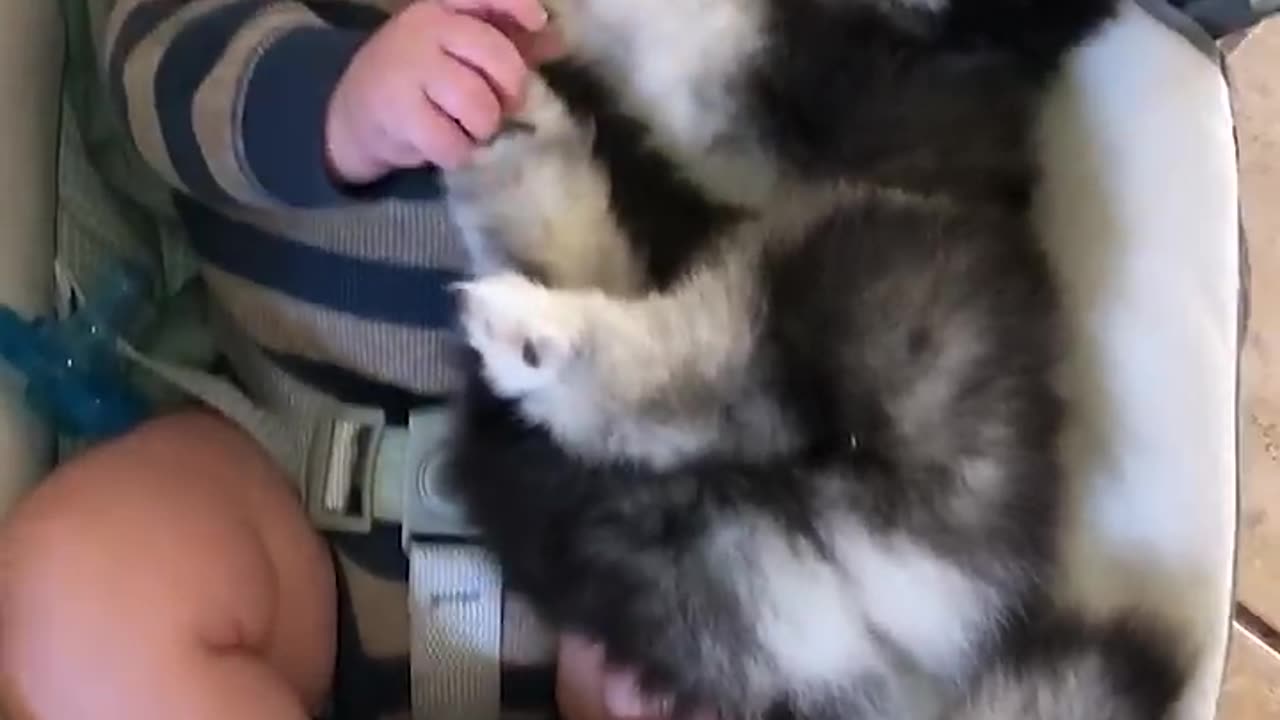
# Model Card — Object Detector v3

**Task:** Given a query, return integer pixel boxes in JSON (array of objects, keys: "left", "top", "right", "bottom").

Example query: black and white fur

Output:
[{"left": 439, "top": 0, "right": 1189, "bottom": 717}]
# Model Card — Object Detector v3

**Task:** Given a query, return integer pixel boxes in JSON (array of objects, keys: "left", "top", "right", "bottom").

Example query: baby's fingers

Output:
[
  {"left": 421, "top": 52, "right": 504, "bottom": 142},
  {"left": 509, "top": 23, "right": 567, "bottom": 65},
  {"left": 556, "top": 635, "right": 722, "bottom": 720},
  {"left": 439, "top": 13, "right": 531, "bottom": 108},
  {"left": 403, "top": 98, "right": 476, "bottom": 170}
]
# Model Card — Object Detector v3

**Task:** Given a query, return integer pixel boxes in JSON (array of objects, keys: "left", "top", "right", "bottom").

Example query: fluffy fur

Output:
[{"left": 438, "top": 0, "right": 1188, "bottom": 717}]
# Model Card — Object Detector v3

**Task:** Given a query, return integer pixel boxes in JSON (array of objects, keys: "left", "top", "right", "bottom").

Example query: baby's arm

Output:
[
  {"left": 105, "top": 0, "right": 374, "bottom": 208},
  {"left": 104, "top": 0, "right": 551, "bottom": 209}
]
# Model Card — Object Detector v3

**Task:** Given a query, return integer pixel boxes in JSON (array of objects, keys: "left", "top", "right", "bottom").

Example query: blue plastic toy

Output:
[{"left": 0, "top": 262, "right": 152, "bottom": 441}]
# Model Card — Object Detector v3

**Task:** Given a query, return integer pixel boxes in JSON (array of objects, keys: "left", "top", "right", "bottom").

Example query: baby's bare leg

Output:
[{"left": 0, "top": 412, "right": 334, "bottom": 720}]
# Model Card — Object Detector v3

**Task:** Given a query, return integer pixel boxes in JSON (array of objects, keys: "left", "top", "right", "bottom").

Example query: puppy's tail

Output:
[{"left": 956, "top": 613, "right": 1189, "bottom": 720}]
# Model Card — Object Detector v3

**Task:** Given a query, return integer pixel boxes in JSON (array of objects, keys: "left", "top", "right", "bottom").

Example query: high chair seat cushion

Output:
[
  {"left": 0, "top": 3, "right": 1245, "bottom": 717},
  {"left": 1039, "top": 2, "right": 1241, "bottom": 715}
]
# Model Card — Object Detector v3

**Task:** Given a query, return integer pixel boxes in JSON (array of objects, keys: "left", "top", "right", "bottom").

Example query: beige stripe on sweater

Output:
[
  {"left": 227, "top": 198, "right": 469, "bottom": 269},
  {"left": 205, "top": 265, "right": 460, "bottom": 395},
  {"left": 118, "top": 0, "right": 243, "bottom": 193}
]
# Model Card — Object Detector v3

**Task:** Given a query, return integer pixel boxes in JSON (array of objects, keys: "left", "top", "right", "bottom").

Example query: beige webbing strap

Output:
[
  {"left": 410, "top": 542, "right": 506, "bottom": 720},
  {"left": 117, "top": 341, "right": 309, "bottom": 477}
]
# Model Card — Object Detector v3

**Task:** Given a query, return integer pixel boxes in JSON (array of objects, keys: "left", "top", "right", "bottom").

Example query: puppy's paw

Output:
[
  {"left": 455, "top": 273, "right": 584, "bottom": 397},
  {"left": 511, "top": 74, "right": 579, "bottom": 137},
  {"left": 445, "top": 75, "right": 587, "bottom": 203},
  {"left": 476, "top": 75, "right": 583, "bottom": 166}
]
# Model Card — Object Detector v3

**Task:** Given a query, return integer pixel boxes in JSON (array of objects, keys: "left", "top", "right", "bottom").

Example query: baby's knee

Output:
[{"left": 0, "top": 412, "right": 335, "bottom": 718}]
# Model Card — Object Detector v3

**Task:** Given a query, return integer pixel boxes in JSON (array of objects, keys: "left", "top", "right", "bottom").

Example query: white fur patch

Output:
[
  {"left": 553, "top": 0, "right": 776, "bottom": 205},
  {"left": 844, "top": 531, "right": 1000, "bottom": 678},
  {"left": 752, "top": 529, "right": 880, "bottom": 688},
  {"left": 456, "top": 273, "right": 583, "bottom": 397},
  {"left": 724, "top": 514, "right": 999, "bottom": 703},
  {"left": 707, "top": 515, "right": 878, "bottom": 705},
  {"left": 558, "top": 0, "right": 764, "bottom": 145}
]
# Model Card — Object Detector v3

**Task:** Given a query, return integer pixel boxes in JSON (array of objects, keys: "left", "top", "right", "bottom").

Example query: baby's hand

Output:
[{"left": 325, "top": 0, "right": 551, "bottom": 183}]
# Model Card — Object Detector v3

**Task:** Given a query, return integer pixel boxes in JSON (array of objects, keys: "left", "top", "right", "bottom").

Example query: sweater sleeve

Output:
[{"left": 104, "top": 0, "right": 382, "bottom": 208}]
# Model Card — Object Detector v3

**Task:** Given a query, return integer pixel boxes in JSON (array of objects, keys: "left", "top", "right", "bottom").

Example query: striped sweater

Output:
[
  {"left": 106, "top": 0, "right": 467, "bottom": 406},
  {"left": 104, "top": 2, "right": 555, "bottom": 718}
]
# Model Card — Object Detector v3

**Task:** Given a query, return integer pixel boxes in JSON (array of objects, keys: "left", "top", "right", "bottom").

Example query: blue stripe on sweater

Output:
[
  {"left": 176, "top": 196, "right": 461, "bottom": 328},
  {"left": 241, "top": 26, "right": 368, "bottom": 206},
  {"left": 302, "top": 0, "right": 389, "bottom": 30},
  {"left": 155, "top": 0, "right": 263, "bottom": 203},
  {"left": 107, "top": 0, "right": 187, "bottom": 127},
  {"left": 111, "top": 0, "right": 445, "bottom": 207}
]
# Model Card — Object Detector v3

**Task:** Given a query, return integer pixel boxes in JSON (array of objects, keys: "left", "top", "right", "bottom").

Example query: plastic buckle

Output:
[
  {"left": 401, "top": 407, "right": 478, "bottom": 551},
  {"left": 305, "top": 409, "right": 385, "bottom": 533}
]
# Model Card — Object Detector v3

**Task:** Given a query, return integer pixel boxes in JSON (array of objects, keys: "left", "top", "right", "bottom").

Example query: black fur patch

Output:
[
  {"left": 989, "top": 611, "right": 1189, "bottom": 718},
  {"left": 541, "top": 62, "right": 740, "bottom": 288}
]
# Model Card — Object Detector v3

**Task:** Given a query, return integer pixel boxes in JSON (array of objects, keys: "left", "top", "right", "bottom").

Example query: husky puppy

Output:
[{"left": 440, "top": 0, "right": 1188, "bottom": 717}]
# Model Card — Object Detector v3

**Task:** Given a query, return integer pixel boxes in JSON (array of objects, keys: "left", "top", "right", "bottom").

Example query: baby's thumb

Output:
[{"left": 516, "top": 24, "right": 568, "bottom": 65}]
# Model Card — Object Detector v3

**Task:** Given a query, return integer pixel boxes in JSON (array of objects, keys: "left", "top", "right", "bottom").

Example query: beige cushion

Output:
[
  {"left": 0, "top": 2, "right": 63, "bottom": 512},
  {"left": 1041, "top": 2, "right": 1239, "bottom": 715}
]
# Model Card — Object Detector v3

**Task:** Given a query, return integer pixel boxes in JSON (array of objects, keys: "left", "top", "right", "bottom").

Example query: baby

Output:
[{"left": 0, "top": 1, "right": 659, "bottom": 718}]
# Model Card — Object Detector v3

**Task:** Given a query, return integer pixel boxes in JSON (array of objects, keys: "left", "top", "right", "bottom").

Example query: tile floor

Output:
[{"left": 1217, "top": 17, "right": 1280, "bottom": 719}]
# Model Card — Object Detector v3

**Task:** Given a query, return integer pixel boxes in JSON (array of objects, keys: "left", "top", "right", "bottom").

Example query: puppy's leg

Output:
[
  {"left": 443, "top": 76, "right": 644, "bottom": 294},
  {"left": 455, "top": 250, "right": 795, "bottom": 468}
]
